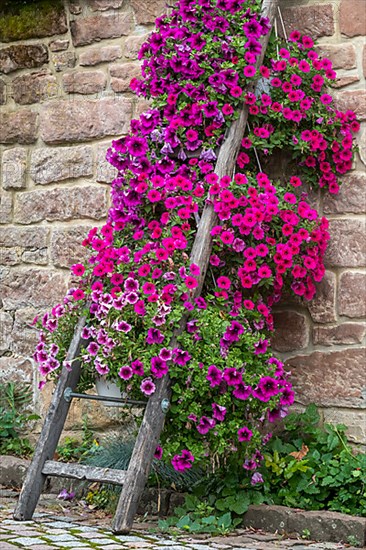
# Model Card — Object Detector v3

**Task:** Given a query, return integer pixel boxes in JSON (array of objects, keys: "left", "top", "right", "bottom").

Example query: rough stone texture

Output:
[
  {"left": 2, "top": 147, "right": 27, "bottom": 189},
  {"left": 90, "top": 0, "right": 124, "bottom": 10},
  {"left": 69, "top": 0, "right": 82, "bottom": 14},
  {"left": 11, "top": 307, "right": 43, "bottom": 356},
  {"left": 0, "top": 4, "right": 67, "bottom": 42},
  {"left": 339, "top": 271, "right": 366, "bottom": 318},
  {"left": 0, "top": 44, "right": 48, "bottom": 74},
  {"left": 49, "top": 39, "right": 69, "bottom": 52},
  {"left": 364, "top": 44, "right": 366, "bottom": 78},
  {"left": 271, "top": 311, "right": 309, "bottom": 352},
  {"left": 51, "top": 51, "right": 76, "bottom": 72},
  {"left": 0, "top": 311, "right": 13, "bottom": 351},
  {"left": 130, "top": 0, "right": 166, "bottom": 24},
  {"left": 0, "top": 191, "right": 13, "bottom": 223},
  {"left": 335, "top": 90, "right": 366, "bottom": 121},
  {"left": 62, "top": 70, "right": 107, "bottom": 94},
  {"left": 110, "top": 62, "right": 141, "bottom": 92},
  {"left": 0, "top": 226, "right": 48, "bottom": 249},
  {"left": 79, "top": 45, "right": 122, "bottom": 66},
  {"left": 281, "top": 4, "right": 335, "bottom": 39},
  {"left": 96, "top": 142, "right": 118, "bottom": 183},
  {"left": 285, "top": 348, "right": 366, "bottom": 406},
  {"left": 0, "top": 80, "right": 5, "bottom": 105},
  {"left": 330, "top": 75, "right": 360, "bottom": 89},
  {"left": 340, "top": 0, "right": 366, "bottom": 37},
  {"left": 22, "top": 248, "right": 48, "bottom": 265},
  {"left": 313, "top": 323, "right": 366, "bottom": 346},
  {"left": 14, "top": 186, "right": 108, "bottom": 224},
  {"left": 40, "top": 97, "right": 132, "bottom": 143},
  {"left": 70, "top": 12, "right": 134, "bottom": 47},
  {"left": 0, "top": 456, "right": 29, "bottom": 488},
  {"left": 11, "top": 71, "right": 58, "bottom": 105},
  {"left": 30, "top": 145, "right": 93, "bottom": 184},
  {"left": 51, "top": 225, "right": 93, "bottom": 268},
  {"left": 0, "top": 109, "right": 38, "bottom": 144},
  {"left": 307, "top": 271, "right": 336, "bottom": 323},
  {"left": 315, "top": 43, "right": 356, "bottom": 70},
  {"left": 0, "top": 269, "right": 68, "bottom": 310},
  {"left": 323, "top": 171, "right": 366, "bottom": 214},
  {"left": 325, "top": 219, "right": 365, "bottom": 267},
  {"left": 359, "top": 127, "right": 366, "bottom": 166},
  {"left": 124, "top": 34, "right": 149, "bottom": 59},
  {"left": 322, "top": 409, "right": 366, "bottom": 445},
  {"left": 0, "top": 356, "right": 33, "bottom": 383}
]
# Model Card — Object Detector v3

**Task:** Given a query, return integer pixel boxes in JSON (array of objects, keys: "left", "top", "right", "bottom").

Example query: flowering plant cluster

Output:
[{"left": 34, "top": 0, "right": 358, "bottom": 481}]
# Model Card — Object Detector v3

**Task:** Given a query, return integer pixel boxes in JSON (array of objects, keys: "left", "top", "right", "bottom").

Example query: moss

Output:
[{"left": 0, "top": 0, "right": 66, "bottom": 43}]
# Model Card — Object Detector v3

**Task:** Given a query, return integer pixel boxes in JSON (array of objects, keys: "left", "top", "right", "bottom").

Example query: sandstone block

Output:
[
  {"left": 2, "top": 147, "right": 27, "bottom": 189},
  {"left": 79, "top": 45, "right": 122, "bottom": 66},
  {"left": 315, "top": 44, "right": 356, "bottom": 71},
  {"left": 14, "top": 186, "right": 108, "bottom": 224},
  {"left": 0, "top": 268, "right": 68, "bottom": 310},
  {"left": 0, "top": 226, "right": 48, "bottom": 248},
  {"left": 124, "top": 34, "right": 149, "bottom": 60},
  {"left": 307, "top": 271, "right": 336, "bottom": 323},
  {"left": 49, "top": 39, "right": 69, "bottom": 52},
  {"left": 323, "top": 171, "right": 366, "bottom": 214},
  {"left": 313, "top": 323, "right": 366, "bottom": 347},
  {"left": 359, "top": 128, "right": 366, "bottom": 166},
  {"left": 0, "top": 191, "right": 13, "bottom": 223},
  {"left": 322, "top": 409, "right": 366, "bottom": 445},
  {"left": 286, "top": 348, "right": 365, "bottom": 406},
  {"left": 110, "top": 62, "right": 141, "bottom": 92},
  {"left": 51, "top": 51, "right": 76, "bottom": 72},
  {"left": 69, "top": 0, "right": 82, "bottom": 15},
  {"left": 0, "top": 79, "right": 6, "bottom": 104},
  {"left": 51, "top": 225, "right": 93, "bottom": 268},
  {"left": 339, "top": 271, "right": 366, "bottom": 318},
  {"left": 70, "top": 12, "right": 134, "bottom": 47},
  {"left": 96, "top": 142, "right": 118, "bottom": 183},
  {"left": 364, "top": 44, "right": 366, "bottom": 78},
  {"left": 0, "top": 4, "right": 67, "bottom": 42},
  {"left": 12, "top": 71, "right": 58, "bottom": 105},
  {"left": 0, "top": 455, "right": 29, "bottom": 488},
  {"left": 40, "top": 97, "right": 132, "bottom": 143},
  {"left": 62, "top": 70, "right": 107, "bottom": 94},
  {"left": 0, "top": 249, "right": 19, "bottom": 266},
  {"left": 271, "top": 310, "right": 309, "bottom": 352},
  {"left": 340, "top": 0, "right": 366, "bottom": 37},
  {"left": 90, "top": 0, "right": 124, "bottom": 10},
  {"left": 281, "top": 4, "right": 335, "bottom": 40},
  {"left": 0, "top": 44, "right": 48, "bottom": 74},
  {"left": 330, "top": 75, "right": 360, "bottom": 89},
  {"left": 31, "top": 145, "right": 93, "bottom": 185},
  {"left": 0, "top": 110, "right": 38, "bottom": 144},
  {"left": 0, "top": 311, "right": 13, "bottom": 352},
  {"left": 335, "top": 90, "right": 366, "bottom": 121},
  {"left": 11, "top": 307, "right": 44, "bottom": 356},
  {"left": 130, "top": 0, "right": 166, "bottom": 24},
  {"left": 22, "top": 248, "right": 48, "bottom": 265},
  {"left": 0, "top": 357, "right": 33, "bottom": 384},
  {"left": 325, "top": 219, "right": 365, "bottom": 267}
]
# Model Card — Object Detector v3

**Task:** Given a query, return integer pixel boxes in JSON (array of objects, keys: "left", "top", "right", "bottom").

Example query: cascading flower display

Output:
[{"left": 34, "top": 0, "right": 358, "bottom": 479}]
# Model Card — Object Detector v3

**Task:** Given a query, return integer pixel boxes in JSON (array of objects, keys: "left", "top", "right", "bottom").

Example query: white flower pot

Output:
[{"left": 95, "top": 378, "right": 125, "bottom": 407}]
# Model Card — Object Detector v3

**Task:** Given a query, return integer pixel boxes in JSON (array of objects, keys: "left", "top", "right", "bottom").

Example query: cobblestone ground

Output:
[{"left": 0, "top": 492, "right": 362, "bottom": 550}]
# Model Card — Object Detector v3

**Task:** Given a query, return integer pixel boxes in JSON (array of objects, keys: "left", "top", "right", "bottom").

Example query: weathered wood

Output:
[
  {"left": 112, "top": 0, "right": 279, "bottom": 534},
  {"left": 42, "top": 461, "right": 127, "bottom": 485},
  {"left": 13, "top": 317, "right": 86, "bottom": 521}
]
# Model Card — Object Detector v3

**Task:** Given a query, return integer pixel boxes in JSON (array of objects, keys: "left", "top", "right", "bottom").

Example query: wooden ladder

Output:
[{"left": 13, "top": 0, "right": 278, "bottom": 534}]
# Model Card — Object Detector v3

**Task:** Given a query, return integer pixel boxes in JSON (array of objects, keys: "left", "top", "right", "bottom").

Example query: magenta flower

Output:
[
  {"left": 146, "top": 328, "right": 165, "bottom": 344},
  {"left": 140, "top": 378, "right": 156, "bottom": 396},
  {"left": 206, "top": 365, "right": 222, "bottom": 387},
  {"left": 223, "top": 367, "right": 242, "bottom": 387},
  {"left": 238, "top": 426, "right": 253, "bottom": 442},
  {"left": 197, "top": 416, "right": 216, "bottom": 435},
  {"left": 119, "top": 365, "right": 133, "bottom": 380},
  {"left": 212, "top": 403, "right": 226, "bottom": 422}
]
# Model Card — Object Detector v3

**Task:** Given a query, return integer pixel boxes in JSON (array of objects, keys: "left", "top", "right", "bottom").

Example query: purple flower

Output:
[
  {"left": 57, "top": 489, "right": 75, "bottom": 501},
  {"left": 151, "top": 356, "right": 168, "bottom": 378},
  {"left": 251, "top": 473, "right": 264, "bottom": 486},
  {"left": 173, "top": 348, "right": 191, "bottom": 366},
  {"left": 154, "top": 445, "right": 163, "bottom": 460},
  {"left": 87, "top": 342, "right": 99, "bottom": 356},
  {"left": 197, "top": 416, "right": 216, "bottom": 435},
  {"left": 257, "top": 376, "right": 279, "bottom": 398},
  {"left": 212, "top": 403, "right": 226, "bottom": 422},
  {"left": 254, "top": 339, "right": 268, "bottom": 354},
  {"left": 238, "top": 426, "right": 253, "bottom": 442},
  {"left": 114, "top": 320, "right": 132, "bottom": 333},
  {"left": 171, "top": 449, "right": 194, "bottom": 472},
  {"left": 233, "top": 383, "right": 252, "bottom": 400},
  {"left": 206, "top": 365, "right": 222, "bottom": 388},
  {"left": 119, "top": 365, "right": 133, "bottom": 380},
  {"left": 223, "top": 367, "right": 242, "bottom": 387},
  {"left": 159, "top": 347, "right": 172, "bottom": 361},
  {"left": 95, "top": 359, "right": 109, "bottom": 376},
  {"left": 131, "top": 360, "right": 144, "bottom": 376},
  {"left": 146, "top": 328, "right": 165, "bottom": 344},
  {"left": 140, "top": 378, "right": 156, "bottom": 396},
  {"left": 124, "top": 277, "right": 139, "bottom": 292},
  {"left": 223, "top": 321, "right": 245, "bottom": 342}
]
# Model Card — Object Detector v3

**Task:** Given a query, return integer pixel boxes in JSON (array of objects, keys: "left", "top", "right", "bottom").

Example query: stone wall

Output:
[{"left": 0, "top": 0, "right": 365, "bottom": 442}]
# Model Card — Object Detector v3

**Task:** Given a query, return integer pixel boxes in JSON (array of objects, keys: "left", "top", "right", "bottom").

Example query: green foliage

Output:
[
  {"left": 56, "top": 417, "right": 97, "bottom": 462},
  {"left": 0, "top": 382, "right": 39, "bottom": 457},
  {"left": 0, "top": 0, "right": 64, "bottom": 42}
]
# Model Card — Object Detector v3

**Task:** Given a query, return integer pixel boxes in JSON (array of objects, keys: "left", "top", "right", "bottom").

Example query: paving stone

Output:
[
  {"left": 11, "top": 537, "right": 49, "bottom": 545},
  {"left": 53, "top": 542, "right": 91, "bottom": 548},
  {"left": 45, "top": 533, "right": 78, "bottom": 542}
]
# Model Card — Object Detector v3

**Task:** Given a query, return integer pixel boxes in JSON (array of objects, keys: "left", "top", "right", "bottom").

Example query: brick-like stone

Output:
[
  {"left": 0, "top": 109, "right": 38, "bottom": 144},
  {"left": 22, "top": 248, "right": 48, "bottom": 265},
  {"left": 330, "top": 75, "right": 360, "bottom": 89},
  {"left": 130, "top": 0, "right": 166, "bottom": 24},
  {"left": 323, "top": 171, "right": 366, "bottom": 214},
  {"left": 0, "top": 44, "right": 48, "bottom": 74},
  {"left": 323, "top": 409, "right": 366, "bottom": 445},
  {"left": 79, "top": 45, "right": 122, "bottom": 66},
  {"left": 0, "top": 226, "right": 48, "bottom": 248},
  {"left": 31, "top": 146, "right": 93, "bottom": 185},
  {"left": 271, "top": 311, "right": 309, "bottom": 352},
  {"left": 2, "top": 147, "right": 27, "bottom": 189},
  {"left": 69, "top": 0, "right": 82, "bottom": 15},
  {"left": 0, "top": 311, "right": 13, "bottom": 352},
  {"left": 339, "top": 271, "right": 366, "bottom": 318},
  {"left": 325, "top": 219, "right": 365, "bottom": 267},
  {"left": 0, "top": 5, "right": 67, "bottom": 42},
  {"left": 11, "top": 307, "right": 44, "bottom": 356},
  {"left": 110, "top": 62, "right": 141, "bottom": 93},
  {"left": 40, "top": 98, "right": 132, "bottom": 143},
  {"left": 313, "top": 323, "right": 366, "bottom": 346},
  {"left": 14, "top": 186, "right": 108, "bottom": 224},
  {"left": 359, "top": 128, "right": 366, "bottom": 166},
  {"left": 0, "top": 248, "right": 19, "bottom": 265},
  {"left": 335, "top": 90, "right": 366, "bottom": 121},
  {"left": 90, "top": 0, "right": 124, "bottom": 10},
  {"left": 51, "top": 51, "right": 76, "bottom": 72},
  {"left": 11, "top": 71, "right": 58, "bottom": 105},
  {"left": 340, "top": 0, "right": 366, "bottom": 37},
  {"left": 96, "top": 142, "right": 118, "bottom": 183},
  {"left": 315, "top": 43, "right": 356, "bottom": 71},
  {"left": 49, "top": 39, "right": 69, "bottom": 52},
  {"left": 62, "top": 70, "right": 107, "bottom": 94},
  {"left": 0, "top": 269, "right": 68, "bottom": 310},
  {"left": 286, "top": 348, "right": 365, "bottom": 406},
  {"left": 364, "top": 44, "right": 366, "bottom": 78},
  {"left": 51, "top": 226, "right": 93, "bottom": 268},
  {"left": 307, "top": 271, "right": 336, "bottom": 323},
  {"left": 124, "top": 34, "right": 149, "bottom": 60},
  {"left": 0, "top": 79, "right": 5, "bottom": 104},
  {"left": 0, "top": 191, "right": 13, "bottom": 223},
  {"left": 281, "top": 4, "right": 335, "bottom": 40},
  {"left": 0, "top": 356, "right": 33, "bottom": 384},
  {"left": 70, "top": 12, "right": 134, "bottom": 47}
]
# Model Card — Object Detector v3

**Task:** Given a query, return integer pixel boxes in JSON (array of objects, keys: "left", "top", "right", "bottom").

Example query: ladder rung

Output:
[{"left": 42, "top": 460, "right": 126, "bottom": 485}]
